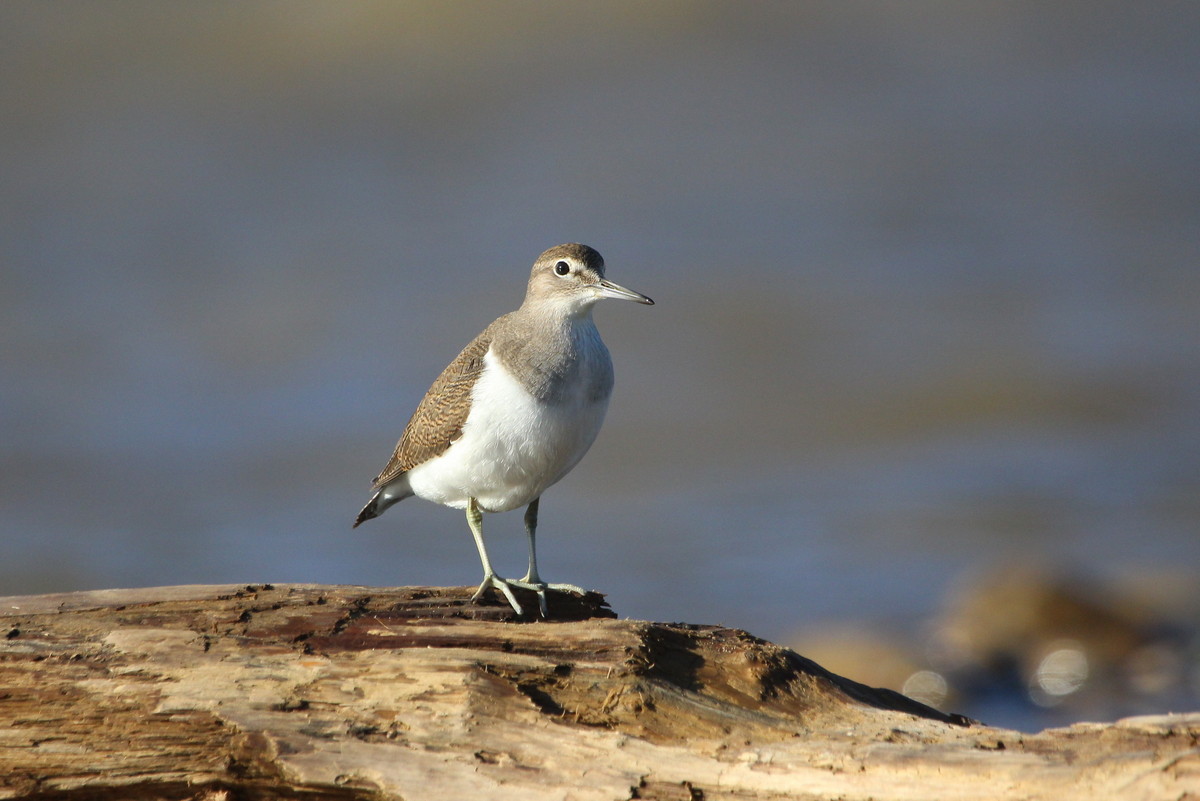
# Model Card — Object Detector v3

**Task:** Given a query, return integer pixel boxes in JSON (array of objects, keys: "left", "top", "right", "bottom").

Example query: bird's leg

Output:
[
  {"left": 466, "top": 497, "right": 524, "bottom": 616},
  {"left": 508, "top": 497, "right": 585, "bottom": 617},
  {"left": 520, "top": 497, "right": 543, "bottom": 585}
]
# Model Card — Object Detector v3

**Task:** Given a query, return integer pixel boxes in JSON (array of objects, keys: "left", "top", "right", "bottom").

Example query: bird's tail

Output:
[
  {"left": 352, "top": 491, "right": 391, "bottom": 527},
  {"left": 353, "top": 494, "right": 383, "bottom": 528},
  {"left": 352, "top": 485, "right": 410, "bottom": 528}
]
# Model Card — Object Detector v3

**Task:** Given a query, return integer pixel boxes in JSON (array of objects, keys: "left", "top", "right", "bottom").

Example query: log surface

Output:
[{"left": 1, "top": 583, "right": 1196, "bottom": 800}]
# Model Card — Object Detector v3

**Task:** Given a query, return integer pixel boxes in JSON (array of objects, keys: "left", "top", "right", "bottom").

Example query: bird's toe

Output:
[{"left": 472, "top": 574, "right": 524, "bottom": 616}]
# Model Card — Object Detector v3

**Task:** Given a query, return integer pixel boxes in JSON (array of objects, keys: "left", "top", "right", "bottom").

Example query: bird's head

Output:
[{"left": 524, "top": 243, "right": 654, "bottom": 318}]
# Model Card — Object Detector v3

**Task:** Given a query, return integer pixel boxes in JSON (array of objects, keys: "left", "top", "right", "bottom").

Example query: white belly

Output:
[{"left": 405, "top": 349, "right": 610, "bottom": 513}]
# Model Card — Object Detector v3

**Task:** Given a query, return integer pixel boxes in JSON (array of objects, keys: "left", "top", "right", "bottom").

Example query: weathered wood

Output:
[{"left": 1, "top": 584, "right": 1196, "bottom": 800}]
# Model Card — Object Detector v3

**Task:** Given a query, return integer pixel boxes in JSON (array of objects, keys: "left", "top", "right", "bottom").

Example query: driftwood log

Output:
[{"left": 1, "top": 583, "right": 1196, "bottom": 800}]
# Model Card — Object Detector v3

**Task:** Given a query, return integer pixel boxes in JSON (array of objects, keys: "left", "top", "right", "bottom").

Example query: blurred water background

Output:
[{"left": 3, "top": 2, "right": 1198, "bottom": 731}]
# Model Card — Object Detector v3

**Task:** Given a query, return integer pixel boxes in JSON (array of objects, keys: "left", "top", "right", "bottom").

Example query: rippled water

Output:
[{"left": 3, "top": 3, "right": 1198, "bottom": 731}]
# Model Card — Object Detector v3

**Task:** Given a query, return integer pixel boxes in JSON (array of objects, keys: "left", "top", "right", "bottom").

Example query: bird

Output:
[{"left": 354, "top": 243, "right": 653, "bottom": 616}]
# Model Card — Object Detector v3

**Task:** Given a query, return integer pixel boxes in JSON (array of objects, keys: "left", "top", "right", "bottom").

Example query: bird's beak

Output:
[{"left": 597, "top": 278, "right": 655, "bottom": 305}]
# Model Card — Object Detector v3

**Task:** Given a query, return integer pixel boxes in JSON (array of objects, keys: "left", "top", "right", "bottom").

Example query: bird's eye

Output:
[{"left": 554, "top": 260, "right": 570, "bottom": 276}]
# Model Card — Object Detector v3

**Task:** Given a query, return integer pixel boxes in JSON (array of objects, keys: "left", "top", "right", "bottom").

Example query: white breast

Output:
[{"left": 405, "top": 346, "right": 611, "bottom": 513}]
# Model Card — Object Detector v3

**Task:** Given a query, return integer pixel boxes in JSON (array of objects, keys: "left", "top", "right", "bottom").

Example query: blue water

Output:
[{"left": 3, "top": 3, "right": 1198, "bottom": 731}]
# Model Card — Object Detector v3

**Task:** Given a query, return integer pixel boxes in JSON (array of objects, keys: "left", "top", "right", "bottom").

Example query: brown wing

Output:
[{"left": 371, "top": 327, "right": 493, "bottom": 489}]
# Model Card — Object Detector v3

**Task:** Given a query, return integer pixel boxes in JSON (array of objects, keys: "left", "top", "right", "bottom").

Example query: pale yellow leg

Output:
[
  {"left": 466, "top": 497, "right": 524, "bottom": 615},
  {"left": 509, "top": 497, "right": 586, "bottom": 617}
]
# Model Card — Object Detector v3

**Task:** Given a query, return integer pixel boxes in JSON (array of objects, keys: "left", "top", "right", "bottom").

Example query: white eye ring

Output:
[{"left": 554, "top": 260, "right": 571, "bottom": 276}]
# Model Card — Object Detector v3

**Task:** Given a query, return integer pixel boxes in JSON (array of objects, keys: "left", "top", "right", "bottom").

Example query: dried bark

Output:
[{"left": 1, "top": 583, "right": 1196, "bottom": 800}]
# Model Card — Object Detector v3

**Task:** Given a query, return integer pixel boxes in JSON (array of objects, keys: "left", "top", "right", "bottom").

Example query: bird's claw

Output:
[
  {"left": 472, "top": 573, "right": 525, "bottom": 616},
  {"left": 473, "top": 573, "right": 585, "bottom": 618},
  {"left": 509, "top": 579, "right": 586, "bottom": 617}
]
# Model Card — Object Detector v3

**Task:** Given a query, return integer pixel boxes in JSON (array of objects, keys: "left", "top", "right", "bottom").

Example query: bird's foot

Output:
[
  {"left": 509, "top": 578, "right": 586, "bottom": 617},
  {"left": 471, "top": 573, "right": 525, "bottom": 616}
]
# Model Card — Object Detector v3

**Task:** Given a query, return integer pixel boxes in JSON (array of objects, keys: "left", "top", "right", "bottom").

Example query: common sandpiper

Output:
[{"left": 354, "top": 243, "right": 654, "bottom": 616}]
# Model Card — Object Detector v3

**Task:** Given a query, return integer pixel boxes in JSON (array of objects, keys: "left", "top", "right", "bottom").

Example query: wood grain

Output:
[{"left": 1, "top": 584, "right": 1195, "bottom": 800}]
